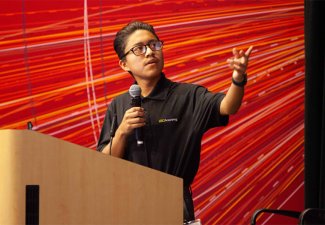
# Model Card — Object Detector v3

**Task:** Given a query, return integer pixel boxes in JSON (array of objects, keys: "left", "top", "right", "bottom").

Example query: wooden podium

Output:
[{"left": 0, "top": 130, "right": 183, "bottom": 224}]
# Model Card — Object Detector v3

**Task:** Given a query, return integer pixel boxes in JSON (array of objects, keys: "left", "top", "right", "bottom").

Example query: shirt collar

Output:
[{"left": 142, "top": 73, "right": 172, "bottom": 101}]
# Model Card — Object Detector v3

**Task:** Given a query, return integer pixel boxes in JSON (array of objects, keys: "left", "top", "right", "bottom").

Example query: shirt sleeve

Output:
[
  {"left": 192, "top": 85, "right": 229, "bottom": 133},
  {"left": 96, "top": 101, "right": 116, "bottom": 152}
]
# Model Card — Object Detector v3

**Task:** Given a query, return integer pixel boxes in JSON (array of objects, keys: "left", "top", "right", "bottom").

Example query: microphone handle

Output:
[
  {"left": 135, "top": 129, "right": 144, "bottom": 145},
  {"left": 130, "top": 96, "right": 143, "bottom": 146},
  {"left": 131, "top": 96, "right": 141, "bottom": 107}
]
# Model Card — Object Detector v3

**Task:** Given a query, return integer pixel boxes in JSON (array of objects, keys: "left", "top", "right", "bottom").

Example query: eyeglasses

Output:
[{"left": 121, "top": 40, "right": 163, "bottom": 59}]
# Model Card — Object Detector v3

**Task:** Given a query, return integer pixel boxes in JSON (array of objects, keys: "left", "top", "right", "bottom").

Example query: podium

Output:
[{"left": 0, "top": 130, "right": 183, "bottom": 224}]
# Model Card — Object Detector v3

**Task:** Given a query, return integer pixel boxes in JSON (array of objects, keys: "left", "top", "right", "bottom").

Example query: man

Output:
[{"left": 97, "top": 20, "right": 253, "bottom": 223}]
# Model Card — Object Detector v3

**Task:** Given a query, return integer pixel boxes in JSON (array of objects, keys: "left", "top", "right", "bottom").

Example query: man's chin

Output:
[{"left": 144, "top": 69, "right": 162, "bottom": 78}]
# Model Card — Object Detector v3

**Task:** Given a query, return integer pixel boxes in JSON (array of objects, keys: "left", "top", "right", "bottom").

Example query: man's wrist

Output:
[{"left": 232, "top": 73, "right": 247, "bottom": 87}]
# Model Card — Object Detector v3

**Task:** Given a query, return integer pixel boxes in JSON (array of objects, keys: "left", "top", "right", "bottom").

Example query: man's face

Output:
[{"left": 119, "top": 29, "right": 164, "bottom": 82}]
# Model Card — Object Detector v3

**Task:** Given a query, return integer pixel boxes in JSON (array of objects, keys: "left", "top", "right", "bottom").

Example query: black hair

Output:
[{"left": 114, "top": 20, "right": 160, "bottom": 60}]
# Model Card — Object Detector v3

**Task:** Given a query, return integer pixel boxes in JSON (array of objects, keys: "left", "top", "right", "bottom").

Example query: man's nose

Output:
[{"left": 145, "top": 45, "right": 154, "bottom": 57}]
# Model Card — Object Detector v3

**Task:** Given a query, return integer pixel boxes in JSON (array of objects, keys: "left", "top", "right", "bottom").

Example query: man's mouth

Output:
[{"left": 146, "top": 59, "right": 158, "bottom": 65}]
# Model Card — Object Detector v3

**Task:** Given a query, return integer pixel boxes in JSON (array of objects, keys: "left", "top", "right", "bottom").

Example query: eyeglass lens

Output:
[{"left": 133, "top": 41, "right": 163, "bottom": 56}]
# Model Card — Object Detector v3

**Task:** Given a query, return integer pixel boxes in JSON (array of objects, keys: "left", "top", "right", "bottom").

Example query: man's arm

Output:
[
  {"left": 220, "top": 46, "right": 253, "bottom": 115},
  {"left": 101, "top": 107, "right": 145, "bottom": 157}
]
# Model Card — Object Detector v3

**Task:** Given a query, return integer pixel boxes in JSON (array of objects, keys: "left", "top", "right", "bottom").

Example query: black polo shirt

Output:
[{"left": 97, "top": 74, "right": 228, "bottom": 186}]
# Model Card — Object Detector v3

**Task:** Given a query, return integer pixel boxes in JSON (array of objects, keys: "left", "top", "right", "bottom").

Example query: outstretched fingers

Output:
[{"left": 245, "top": 46, "right": 254, "bottom": 57}]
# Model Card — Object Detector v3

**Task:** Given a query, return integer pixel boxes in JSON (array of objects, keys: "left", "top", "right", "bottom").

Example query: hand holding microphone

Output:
[
  {"left": 115, "top": 84, "right": 145, "bottom": 146},
  {"left": 129, "top": 84, "right": 145, "bottom": 145}
]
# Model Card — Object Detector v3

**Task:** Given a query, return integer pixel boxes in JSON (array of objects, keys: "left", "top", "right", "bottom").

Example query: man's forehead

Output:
[{"left": 126, "top": 30, "right": 157, "bottom": 47}]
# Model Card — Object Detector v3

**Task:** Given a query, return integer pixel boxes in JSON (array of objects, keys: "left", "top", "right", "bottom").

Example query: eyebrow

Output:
[{"left": 130, "top": 39, "right": 157, "bottom": 48}]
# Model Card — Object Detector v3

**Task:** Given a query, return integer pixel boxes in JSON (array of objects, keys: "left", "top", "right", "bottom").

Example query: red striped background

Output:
[{"left": 0, "top": 0, "right": 304, "bottom": 224}]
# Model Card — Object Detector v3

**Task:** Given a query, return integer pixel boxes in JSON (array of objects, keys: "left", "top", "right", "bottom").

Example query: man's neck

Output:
[{"left": 136, "top": 76, "right": 161, "bottom": 97}]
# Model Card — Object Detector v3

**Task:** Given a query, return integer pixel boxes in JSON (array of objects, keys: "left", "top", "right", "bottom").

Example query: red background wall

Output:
[{"left": 0, "top": 0, "right": 304, "bottom": 224}]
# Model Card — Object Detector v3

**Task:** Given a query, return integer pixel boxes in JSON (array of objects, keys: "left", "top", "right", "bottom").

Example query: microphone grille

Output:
[{"left": 129, "top": 84, "right": 141, "bottom": 97}]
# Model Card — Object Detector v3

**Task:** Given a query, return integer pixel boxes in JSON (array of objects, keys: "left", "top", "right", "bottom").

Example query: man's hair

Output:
[{"left": 114, "top": 20, "right": 160, "bottom": 60}]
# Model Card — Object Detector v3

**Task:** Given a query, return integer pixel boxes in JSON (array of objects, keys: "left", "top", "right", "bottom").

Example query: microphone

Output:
[{"left": 129, "top": 84, "right": 144, "bottom": 146}]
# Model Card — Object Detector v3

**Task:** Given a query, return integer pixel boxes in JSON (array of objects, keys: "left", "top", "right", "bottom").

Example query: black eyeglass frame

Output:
[{"left": 121, "top": 40, "right": 164, "bottom": 59}]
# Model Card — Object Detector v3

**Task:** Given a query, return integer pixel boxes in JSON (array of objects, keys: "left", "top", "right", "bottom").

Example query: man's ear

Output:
[{"left": 119, "top": 59, "right": 131, "bottom": 72}]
